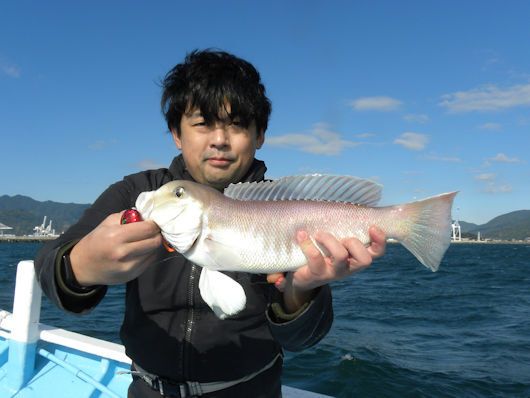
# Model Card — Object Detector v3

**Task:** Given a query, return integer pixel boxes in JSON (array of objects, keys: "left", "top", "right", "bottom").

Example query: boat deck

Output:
[{"left": 0, "top": 333, "right": 131, "bottom": 397}]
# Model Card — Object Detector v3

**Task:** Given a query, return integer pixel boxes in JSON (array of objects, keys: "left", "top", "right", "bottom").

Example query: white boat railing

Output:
[
  {"left": 0, "top": 260, "right": 131, "bottom": 354},
  {"left": 0, "top": 260, "right": 131, "bottom": 394}
]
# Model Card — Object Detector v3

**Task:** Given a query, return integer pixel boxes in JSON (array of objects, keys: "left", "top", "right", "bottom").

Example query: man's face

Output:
[{"left": 172, "top": 108, "right": 264, "bottom": 190}]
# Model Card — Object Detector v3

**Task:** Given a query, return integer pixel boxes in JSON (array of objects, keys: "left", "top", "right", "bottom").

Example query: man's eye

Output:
[
  {"left": 193, "top": 121, "right": 206, "bottom": 127},
  {"left": 230, "top": 120, "right": 244, "bottom": 129}
]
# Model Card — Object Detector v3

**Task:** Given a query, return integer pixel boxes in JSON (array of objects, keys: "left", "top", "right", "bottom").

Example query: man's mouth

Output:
[{"left": 207, "top": 157, "right": 232, "bottom": 167}]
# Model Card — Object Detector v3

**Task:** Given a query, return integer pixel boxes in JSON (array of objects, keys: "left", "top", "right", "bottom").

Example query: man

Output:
[{"left": 35, "top": 50, "right": 386, "bottom": 397}]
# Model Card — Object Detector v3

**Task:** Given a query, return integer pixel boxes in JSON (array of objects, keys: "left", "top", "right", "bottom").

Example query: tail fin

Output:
[{"left": 399, "top": 192, "right": 457, "bottom": 272}]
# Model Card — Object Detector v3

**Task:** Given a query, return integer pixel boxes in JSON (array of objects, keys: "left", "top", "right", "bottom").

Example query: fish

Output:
[{"left": 135, "top": 174, "right": 457, "bottom": 319}]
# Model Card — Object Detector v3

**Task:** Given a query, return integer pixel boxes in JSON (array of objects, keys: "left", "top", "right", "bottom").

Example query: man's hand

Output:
[
  {"left": 268, "top": 226, "right": 386, "bottom": 313},
  {"left": 69, "top": 212, "right": 163, "bottom": 286}
]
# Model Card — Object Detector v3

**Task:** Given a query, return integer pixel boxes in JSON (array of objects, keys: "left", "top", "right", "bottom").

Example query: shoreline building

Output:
[{"left": 0, "top": 222, "right": 14, "bottom": 237}]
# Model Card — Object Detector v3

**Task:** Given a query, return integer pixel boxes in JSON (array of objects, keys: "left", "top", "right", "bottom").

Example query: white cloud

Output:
[
  {"left": 0, "top": 60, "right": 21, "bottom": 78},
  {"left": 478, "top": 122, "right": 502, "bottom": 131},
  {"left": 88, "top": 139, "right": 118, "bottom": 150},
  {"left": 517, "top": 116, "right": 530, "bottom": 126},
  {"left": 267, "top": 123, "right": 359, "bottom": 156},
  {"left": 474, "top": 172, "right": 512, "bottom": 194},
  {"left": 350, "top": 96, "right": 402, "bottom": 111},
  {"left": 402, "top": 170, "right": 424, "bottom": 175},
  {"left": 423, "top": 154, "right": 462, "bottom": 162},
  {"left": 393, "top": 132, "right": 428, "bottom": 151},
  {"left": 488, "top": 153, "right": 521, "bottom": 163},
  {"left": 476, "top": 49, "right": 502, "bottom": 70},
  {"left": 355, "top": 132, "right": 376, "bottom": 139},
  {"left": 135, "top": 159, "right": 166, "bottom": 170},
  {"left": 440, "top": 83, "right": 530, "bottom": 112},
  {"left": 484, "top": 183, "right": 512, "bottom": 193},
  {"left": 475, "top": 173, "right": 496, "bottom": 181},
  {"left": 403, "top": 114, "right": 430, "bottom": 123}
]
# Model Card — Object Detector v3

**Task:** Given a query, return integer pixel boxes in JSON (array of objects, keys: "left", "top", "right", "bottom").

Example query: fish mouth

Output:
[
  {"left": 136, "top": 191, "right": 154, "bottom": 218},
  {"left": 136, "top": 191, "right": 187, "bottom": 231}
]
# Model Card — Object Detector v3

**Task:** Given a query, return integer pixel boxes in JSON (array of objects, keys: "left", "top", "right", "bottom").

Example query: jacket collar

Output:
[{"left": 168, "top": 154, "right": 267, "bottom": 185}]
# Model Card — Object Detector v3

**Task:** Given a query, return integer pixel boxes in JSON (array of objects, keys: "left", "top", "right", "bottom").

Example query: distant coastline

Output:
[
  {"left": 384, "top": 238, "right": 530, "bottom": 245},
  {"left": 0, "top": 235, "right": 58, "bottom": 243},
  {"left": 2, "top": 235, "right": 528, "bottom": 245},
  {"left": 450, "top": 239, "right": 529, "bottom": 245}
]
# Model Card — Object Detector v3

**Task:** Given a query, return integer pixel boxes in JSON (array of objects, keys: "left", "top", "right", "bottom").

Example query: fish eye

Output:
[{"left": 175, "top": 186, "right": 185, "bottom": 198}]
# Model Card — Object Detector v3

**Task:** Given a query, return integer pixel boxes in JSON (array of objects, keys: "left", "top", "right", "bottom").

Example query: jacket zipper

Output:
[{"left": 182, "top": 263, "right": 198, "bottom": 380}]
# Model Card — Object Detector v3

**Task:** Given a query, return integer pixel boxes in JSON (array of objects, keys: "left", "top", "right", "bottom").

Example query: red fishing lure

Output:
[
  {"left": 120, "top": 208, "right": 143, "bottom": 224},
  {"left": 120, "top": 208, "right": 175, "bottom": 252}
]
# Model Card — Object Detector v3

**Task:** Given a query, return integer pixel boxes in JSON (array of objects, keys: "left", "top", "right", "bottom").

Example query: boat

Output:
[{"left": 0, "top": 260, "right": 331, "bottom": 397}]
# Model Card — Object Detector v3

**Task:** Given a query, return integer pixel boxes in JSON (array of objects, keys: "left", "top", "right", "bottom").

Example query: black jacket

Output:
[{"left": 35, "top": 155, "right": 333, "bottom": 387}]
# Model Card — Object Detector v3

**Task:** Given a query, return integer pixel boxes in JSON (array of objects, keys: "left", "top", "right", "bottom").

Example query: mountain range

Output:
[
  {"left": 457, "top": 210, "right": 530, "bottom": 240},
  {"left": 0, "top": 195, "right": 89, "bottom": 236},
  {"left": 0, "top": 194, "right": 529, "bottom": 240}
]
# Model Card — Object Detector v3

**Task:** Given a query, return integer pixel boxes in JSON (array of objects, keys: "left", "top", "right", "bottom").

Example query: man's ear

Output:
[
  {"left": 171, "top": 128, "right": 182, "bottom": 150},
  {"left": 256, "top": 130, "right": 265, "bottom": 149}
]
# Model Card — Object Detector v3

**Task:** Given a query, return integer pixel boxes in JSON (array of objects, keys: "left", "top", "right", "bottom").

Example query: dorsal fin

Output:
[{"left": 224, "top": 174, "right": 382, "bottom": 205}]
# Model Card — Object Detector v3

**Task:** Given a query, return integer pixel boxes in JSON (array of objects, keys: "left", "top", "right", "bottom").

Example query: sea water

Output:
[{"left": 1, "top": 242, "right": 529, "bottom": 397}]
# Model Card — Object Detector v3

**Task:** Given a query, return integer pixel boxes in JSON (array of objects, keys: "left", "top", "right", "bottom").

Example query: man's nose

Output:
[{"left": 210, "top": 125, "right": 230, "bottom": 147}]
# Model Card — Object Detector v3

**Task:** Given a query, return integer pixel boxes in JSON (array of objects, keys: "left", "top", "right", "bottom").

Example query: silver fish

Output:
[{"left": 136, "top": 175, "right": 456, "bottom": 318}]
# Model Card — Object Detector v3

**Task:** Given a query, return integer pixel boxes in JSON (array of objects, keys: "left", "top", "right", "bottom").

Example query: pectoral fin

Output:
[
  {"left": 202, "top": 234, "right": 245, "bottom": 271},
  {"left": 198, "top": 268, "right": 247, "bottom": 319}
]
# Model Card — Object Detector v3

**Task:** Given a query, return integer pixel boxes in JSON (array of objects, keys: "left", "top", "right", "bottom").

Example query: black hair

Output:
[{"left": 161, "top": 49, "right": 271, "bottom": 135}]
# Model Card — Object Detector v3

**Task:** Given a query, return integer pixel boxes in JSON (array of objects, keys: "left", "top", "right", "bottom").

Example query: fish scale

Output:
[{"left": 208, "top": 198, "right": 400, "bottom": 273}]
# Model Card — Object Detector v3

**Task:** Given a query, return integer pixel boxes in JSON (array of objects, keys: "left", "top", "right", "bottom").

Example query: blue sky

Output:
[{"left": 1, "top": 1, "right": 529, "bottom": 225}]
